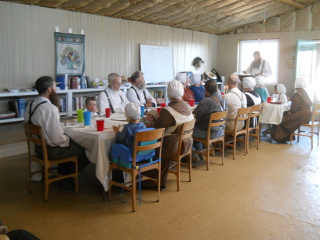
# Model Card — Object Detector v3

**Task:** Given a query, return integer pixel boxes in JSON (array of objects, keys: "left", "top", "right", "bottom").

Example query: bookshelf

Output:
[{"left": 0, "top": 84, "right": 167, "bottom": 124}]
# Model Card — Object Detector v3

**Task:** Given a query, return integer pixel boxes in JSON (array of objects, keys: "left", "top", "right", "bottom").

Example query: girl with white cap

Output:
[
  {"left": 275, "top": 84, "right": 287, "bottom": 103},
  {"left": 271, "top": 78, "right": 312, "bottom": 143},
  {"left": 254, "top": 76, "right": 269, "bottom": 103},
  {"left": 112, "top": 103, "right": 146, "bottom": 150},
  {"left": 176, "top": 72, "right": 194, "bottom": 102}
]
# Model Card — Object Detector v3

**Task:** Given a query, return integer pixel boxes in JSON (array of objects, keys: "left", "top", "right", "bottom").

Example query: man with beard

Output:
[
  {"left": 24, "top": 76, "right": 89, "bottom": 178},
  {"left": 126, "top": 71, "right": 157, "bottom": 108},
  {"left": 243, "top": 51, "right": 272, "bottom": 78},
  {"left": 97, "top": 73, "right": 129, "bottom": 114}
]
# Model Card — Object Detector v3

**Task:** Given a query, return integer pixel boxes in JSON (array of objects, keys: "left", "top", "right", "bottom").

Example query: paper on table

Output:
[{"left": 110, "top": 112, "right": 127, "bottom": 121}]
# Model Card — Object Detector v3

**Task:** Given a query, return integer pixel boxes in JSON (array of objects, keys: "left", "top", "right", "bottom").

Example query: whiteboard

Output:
[{"left": 140, "top": 44, "right": 174, "bottom": 83}]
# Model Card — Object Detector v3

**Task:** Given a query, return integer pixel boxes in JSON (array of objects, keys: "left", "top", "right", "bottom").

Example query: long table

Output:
[
  {"left": 260, "top": 101, "right": 291, "bottom": 125},
  {"left": 63, "top": 117, "right": 127, "bottom": 191}
]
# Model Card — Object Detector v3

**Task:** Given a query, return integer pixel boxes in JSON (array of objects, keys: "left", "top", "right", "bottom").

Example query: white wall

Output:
[
  {"left": 216, "top": 31, "right": 320, "bottom": 96},
  {"left": 0, "top": 2, "right": 217, "bottom": 145}
]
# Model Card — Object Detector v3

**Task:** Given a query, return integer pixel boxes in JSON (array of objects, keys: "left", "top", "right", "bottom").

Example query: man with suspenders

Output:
[
  {"left": 24, "top": 76, "right": 89, "bottom": 176},
  {"left": 97, "top": 73, "right": 129, "bottom": 114},
  {"left": 224, "top": 74, "right": 248, "bottom": 132},
  {"left": 126, "top": 71, "right": 157, "bottom": 108}
]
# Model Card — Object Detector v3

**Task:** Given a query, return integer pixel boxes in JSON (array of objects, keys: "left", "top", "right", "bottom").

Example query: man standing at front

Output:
[
  {"left": 224, "top": 74, "right": 247, "bottom": 131},
  {"left": 24, "top": 76, "right": 89, "bottom": 176},
  {"left": 126, "top": 71, "right": 157, "bottom": 108},
  {"left": 243, "top": 51, "right": 272, "bottom": 78},
  {"left": 97, "top": 73, "right": 129, "bottom": 114}
]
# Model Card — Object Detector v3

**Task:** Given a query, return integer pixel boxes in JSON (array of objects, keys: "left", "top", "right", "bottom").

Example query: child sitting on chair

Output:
[
  {"left": 140, "top": 109, "right": 159, "bottom": 127},
  {"left": 275, "top": 84, "right": 288, "bottom": 103},
  {"left": 84, "top": 97, "right": 99, "bottom": 115},
  {"left": 113, "top": 103, "right": 146, "bottom": 150},
  {"left": 189, "top": 74, "right": 205, "bottom": 103}
]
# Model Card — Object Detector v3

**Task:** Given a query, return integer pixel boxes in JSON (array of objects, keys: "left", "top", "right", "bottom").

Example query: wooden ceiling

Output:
[{"left": 1, "top": 0, "right": 318, "bottom": 34}]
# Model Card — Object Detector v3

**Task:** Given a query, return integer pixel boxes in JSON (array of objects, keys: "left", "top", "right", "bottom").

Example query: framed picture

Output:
[{"left": 55, "top": 32, "right": 85, "bottom": 75}]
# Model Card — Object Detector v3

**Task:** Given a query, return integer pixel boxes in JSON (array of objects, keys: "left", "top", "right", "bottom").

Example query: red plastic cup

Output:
[
  {"left": 160, "top": 102, "right": 166, "bottom": 107},
  {"left": 156, "top": 107, "right": 162, "bottom": 114},
  {"left": 96, "top": 119, "right": 104, "bottom": 131},
  {"left": 267, "top": 96, "right": 272, "bottom": 103},
  {"left": 105, "top": 108, "right": 111, "bottom": 118},
  {"left": 221, "top": 92, "right": 225, "bottom": 96},
  {"left": 189, "top": 99, "right": 195, "bottom": 107}
]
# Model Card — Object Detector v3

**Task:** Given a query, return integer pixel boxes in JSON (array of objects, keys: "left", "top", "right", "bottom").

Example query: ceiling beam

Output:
[{"left": 276, "top": 0, "right": 304, "bottom": 9}]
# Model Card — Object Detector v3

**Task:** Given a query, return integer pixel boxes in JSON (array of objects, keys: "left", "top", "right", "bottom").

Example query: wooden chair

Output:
[
  {"left": 23, "top": 122, "right": 78, "bottom": 202},
  {"left": 108, "top": 128, "right": 165, "bottom": 212},
  {"left": 169, "top": 119, "right": 196, "bottom": 191},
  {"left": 290, "top": 103, "right": 320, "bottom": 149},
  {"left": 192, "top": 111, "right": 228, "bottom": 170},
  {"left": 248, "top": 104, "right": 262, "bottom": 151},
  {"left": 259, "top": 102, "right": 265, "bottom": 143},
  {"left": 225, "top": 107, "right": 251, "bottom": 160}
]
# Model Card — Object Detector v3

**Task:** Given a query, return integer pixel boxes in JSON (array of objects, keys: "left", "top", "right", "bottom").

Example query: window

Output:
[{"left": 238, "top": 39, "right": 279, "bottom": 84}]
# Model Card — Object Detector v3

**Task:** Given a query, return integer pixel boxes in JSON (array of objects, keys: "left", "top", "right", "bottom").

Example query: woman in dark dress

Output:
[{"left": 271, "top": 78, "right": 312, "bottom": 143}]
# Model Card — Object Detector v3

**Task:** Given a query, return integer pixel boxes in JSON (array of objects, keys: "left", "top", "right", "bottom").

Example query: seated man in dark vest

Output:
[
  {"left": 97, "top": 73, "right": 129, "bottom": 114},
  {"left": 126, "top": 71, "right": 156, "bottom": 108}
]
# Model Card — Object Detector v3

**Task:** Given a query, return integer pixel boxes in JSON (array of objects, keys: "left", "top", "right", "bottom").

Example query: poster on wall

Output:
[{"left": 55, "top": 32, "right": 85, "bottom": 75}]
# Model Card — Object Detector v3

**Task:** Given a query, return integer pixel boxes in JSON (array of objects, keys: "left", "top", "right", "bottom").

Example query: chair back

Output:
[
  {"left": 176, "top": 119, "right": 196, "bottom": 158},
  {"left": 311, "top": 103, "right": 320, "bottom": 124},
  {"left": 23, "top": 122, "right": 48, "bottom": 161},
  {"left": 234, "top": 107, "right": 251, "bottom": 131},
  {"left": 132, "top": 128, "right": 165, "bottom": 167},
  {"left": 206, "top": 111, "right": 228, "bottom": 139},
  {"left": 249, "top": 104, "right": 262, "bottom": 128}
]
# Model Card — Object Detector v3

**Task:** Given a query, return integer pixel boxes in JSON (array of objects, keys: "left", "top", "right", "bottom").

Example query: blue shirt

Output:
[
  {"left": 115, "top": 122, "right": 146, "bottom": 150},
  {"left": 190, "top": 85, "right": 205, "bottom": 103}
]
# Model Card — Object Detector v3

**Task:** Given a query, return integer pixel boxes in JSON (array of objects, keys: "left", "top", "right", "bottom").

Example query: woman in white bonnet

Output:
[
  {"left": 254, "top": 76, "right": 269, "bottom": 103},
  {"left": 243, "top": 77, "right": 261, "bottom": 107},
  {"left": 142, "top": 80, "right": 194, "bottom": 189},
  {"left": 271, "top": 77, "right": 312, "bottom": 143},
  {"left": 176, "top": 72, "right": 194, "bottom": 102},
  {"left": 275, "top": 84, "right": 287, "bottom": 102}
]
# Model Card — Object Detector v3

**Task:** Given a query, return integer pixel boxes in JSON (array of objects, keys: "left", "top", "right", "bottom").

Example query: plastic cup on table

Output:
[
  {"left": 267, "top": 96, "right": 272, "bottom": 103},
  {"left": 83, "top": 111, "right": 91, "bottom": 126},
  {"left": 140, "top": 105, "right": 145, "bottom": 117},
  {"left": 96, "top": 119, "right": 105, "bottom": 131},
  {"left": 189, "top": 99, "right": 195, "bottom": 107},
  {"left": 105, "top": 108, "right": 111, "bottom": 118},
  {"left": 76, "top": 109, "right": 84, "bottom": 123},
  {"left": 156, "top": 107, "right": 162, "bottom": 114},
  {"left": 160, "top": 102, "right": 166, "bottom": 108},
  {"left": 221, "top": 92, "right": 225, "bottom": 96}
]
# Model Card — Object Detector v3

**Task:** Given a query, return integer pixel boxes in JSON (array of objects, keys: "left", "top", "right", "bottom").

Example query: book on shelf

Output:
[
  {"left": 0, "top": 111, "right": 16, "bottom": 119},
  {"left": 8, "top": 98, "right": 26, "bottom": 118},
  {"left": 59, "top": 98, "right": 66, "bottom": 112},
  {"left": 85, "top": 76, "right": 93, "bottom": 88}
]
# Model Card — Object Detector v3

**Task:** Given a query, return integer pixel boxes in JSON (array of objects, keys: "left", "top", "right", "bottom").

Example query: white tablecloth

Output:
[
  {"left": 63, "top": 117, "right": 127, "bottom": 190},
  {"left": 260, "top": 101, "right": 291, "bottom": 125}
]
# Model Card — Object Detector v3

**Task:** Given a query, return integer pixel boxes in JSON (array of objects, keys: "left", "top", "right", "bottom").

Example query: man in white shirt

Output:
[
  {"left": 126, "top": 71, "right": 157, "bottom": 108},
  {"left": 24, "top": 76, "right": 89, "bottom": 176},
  {"left": 97, "top": 73, "right": 129, "bottom": 114},
  {"left": 243, "top": 51, "right": 272, "bottom": 78},
  {"left": 224, "top": 74, "right": 247, "bottom": 131}
]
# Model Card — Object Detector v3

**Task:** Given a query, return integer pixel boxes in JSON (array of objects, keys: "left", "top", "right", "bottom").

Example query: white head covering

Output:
[
  {"left": 148, "top": 109, "right": 159, "bottom": 120},
  {"left": 255, "top": 76, "right": 266, "bottom": 88},
  {"left": 295, "top": 77, "right": 307, "bottom": 89},
  {"left": 191, "top": 74, "right": 201, "bottom": 85},
  {"left": 176, "top": 72, "right": 188, "bottom": 84},
  {"left": 167, "top": 80, "right": 184, "bottom": 99},
  {"left": 276, "top": 84, "right": 286, "bottom": 94},
  {"left": 125, "top": 103, "right": 141, "bottom": 120},
  {"left": 243, "top": 77, "right": 256, "bottom": 89}
]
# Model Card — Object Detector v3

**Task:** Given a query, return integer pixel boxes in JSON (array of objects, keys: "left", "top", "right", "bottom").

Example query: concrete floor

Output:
[{"left": 0, "top": 136, "right": 320, "bottom": 240}]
